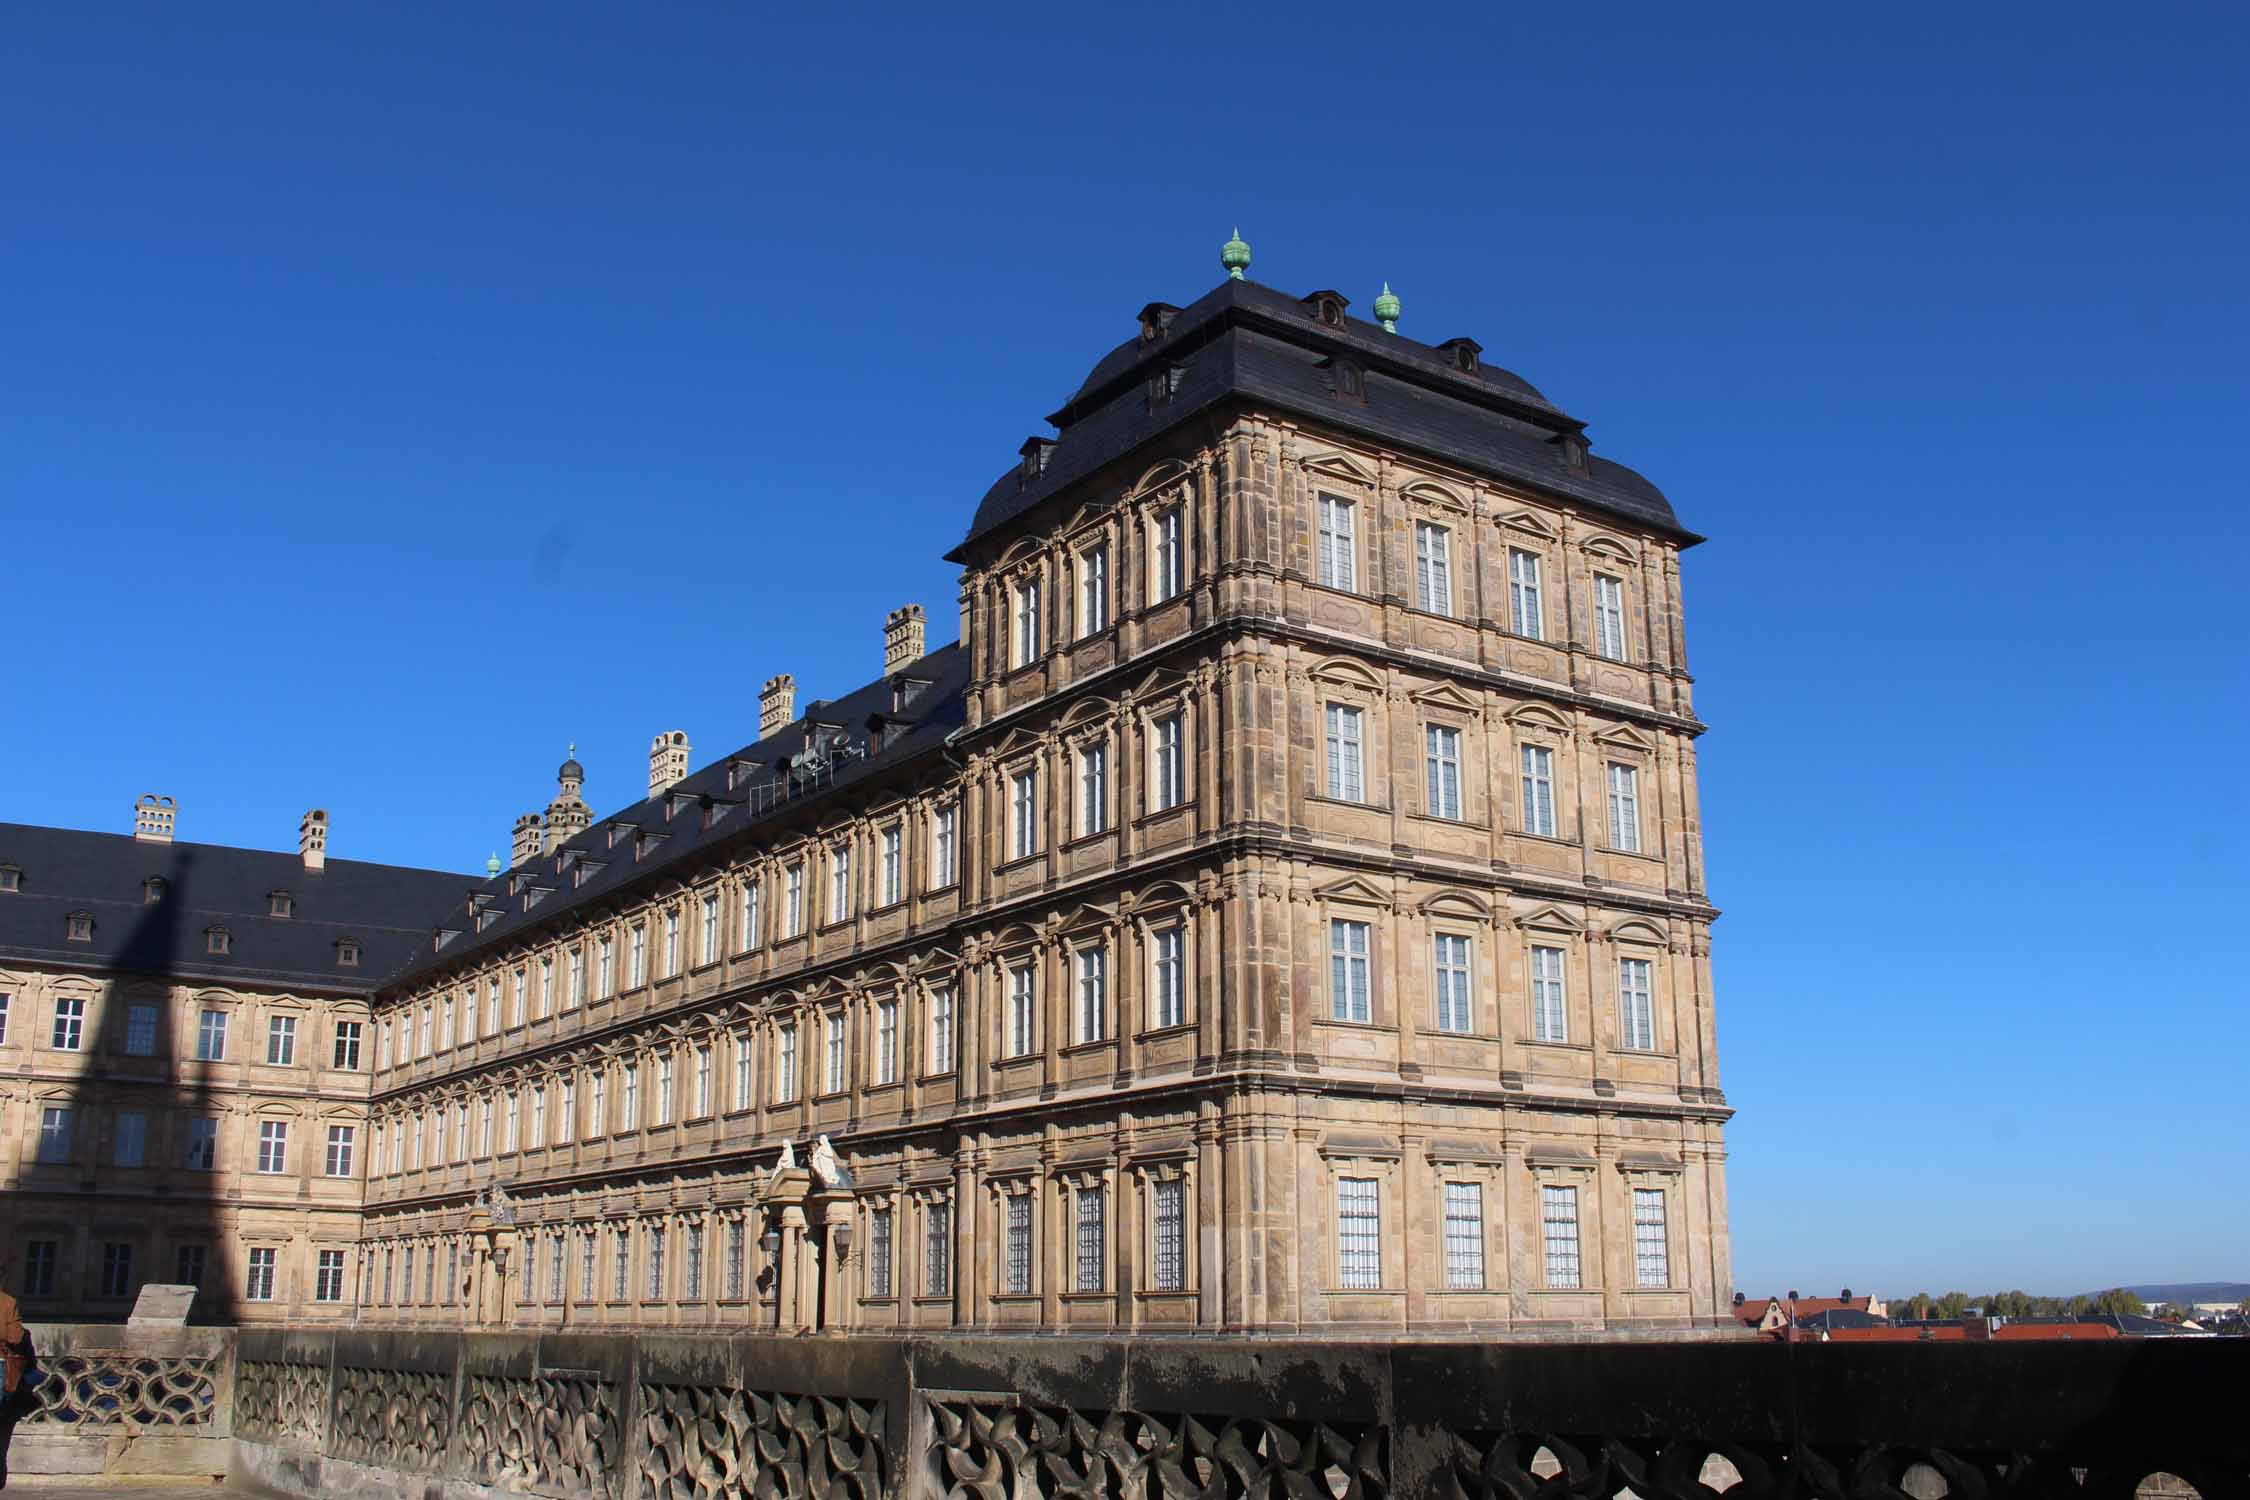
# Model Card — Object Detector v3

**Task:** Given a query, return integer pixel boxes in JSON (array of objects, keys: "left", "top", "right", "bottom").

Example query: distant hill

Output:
[{"left": 2121, "top": 1282, "right": 2250, "bottom": 1304}]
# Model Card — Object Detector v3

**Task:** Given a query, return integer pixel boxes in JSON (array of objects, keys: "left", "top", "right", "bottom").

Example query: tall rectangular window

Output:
[
  {"left": 1415, "top": 521, "right": 1453, "bottom": 615},
  {"left": 267, "top": 1014, "right": 297, "bottom": 1065},
  {"left": 539, "top": 954, "right": 553, "bottom": 1016},
  {"left": 925, "top": 1201, "right": 951, "bottom": 1297},
  {"left": 587, "top": 1076, "right": 604, "bottom": 1139},
  {"left": 186, "top": 1116, "right": 216, "bottom": 1170},
  {"left": 685, "top": 1224, "right": 704, "bottom": 1301},
  {"left": 733, "top": 1031, "right": 753, "bottom": 1110},
  {"left": 1425, "top": 725, "right": 1462, "bottom": 819},
  {"left": 929, "top": 989, "right": 956, "bottom": 1073},
  {"left": 877, "top": 1001, "right": 899, "bottom": 1084},
  {"left": 1336, "top": 1178, "right": 1381, "bottom": 1289},
  {"left": 1531, "top": 946, "right": 1569, "bottom": 1042},
  {"left": 582, "top": 1233, "right": 599, "bottom": 1302},
  {"left": 113, "top": 1109, "right": 148, "bottom": 1167},
  {"left": 1433, "top": 933, "right": 1474, "bottom": 1034},
  {"left": 622, "top": 1066, "right": 639, "bottom": 1130},
  {"left": 1004, "top": 1196, "right": 1033, "bottom": 1295},
  {"left": 25, "top": 1240, "right": 58, "bottom": 1296},
  {"left": 531, "top": 1084, "right": 548, "bottom": 1145},
  {"left": 1151, "top": 925, "right": 1186, "bottom": 1029},
  {"left": 777, "top": 1022, "right": 799, "bottom": 1102},
  {"left": 829, "top": 843, "right": 852, "bottom": 922},
  {"left": 1079, "top": 542, "right": 1110, "bottom": 636},
  {"left": 1153, "top": 506, "right": 1184, "bottom": 601},
  {"left": 1008, "top": 964, "right": 1035, "bottom": 1057},
  {"left": 177, "top": 1243, "right": 207, "bottom": 1288},
  {"left": 1594, "top": 574, "right": 1628, "bottom": 660},
  {"left": 880, "top": 825, "right": 903, "bottom": 906},
  {"left": 1542, "top": 1185, "right": 1582, "bottom": 1287},
  {"left": 1011, "top": 770, "right": 1038, "bottom": 860},
  {"left": 932, "top": 805, "right": 958, "bottom": 888},
  {"left": 1619, "top": 958, "right": 1656, "bottom": 1051},
  {"left": 558, "top": 1081, "right": 575, "bottom": 1143},
  {"left": 1633, "top": 1188, "right": 1670, "bottom": 1287},
  {"left": 1325, "top": 705, "right": 1364, "bottom": 802},
  {"left": 333, "top": 1021, "right": 362, "bottom": 1070},
  {"left": 784, "top": 863, "right": 805, "bottom": 937},
  {"left": 1607, "top": 764, "right": 1642, "bottom": 853},
  {"left": 1316, "top": 495, "right": 1357, "bottom": 591},
  {"left": 325, "top": 1124, "right": 356, "bottom": 1177},
  {"left": 0, "top": 992, "right": 11, "bottom": 1046},
  {"left": 740, "top": 880, "right": 762, "bottom": 949},
  {"left": 1074, "top": 1185, "right": 1107, "bottom": 1292},
  {"left": 700, "top": 894, "right": 720, "bottom": 965},
  {"left": 1509, "top": 548, "right": 1544, "bottom": 638},
  {"left": 569, "top": 946, "right": 586, "bottom": 1006},
  {"left": 37, "top": 1105, "right": 71, "bottom": 1163},
  {"left": 315, "top": 1249, "right": 346, "bottom": 1303},
  {"left": 647, "top": 1223, "right": 668, "bottom": 1300},
  {"left": 824, "top": 1014, "right": 845, "bottom": 1094},
  {"left": 549, "top": 1234, "right": 565, "bottom": 1302},
  {"left": 630, "top": 923, "right": 648, "bottom": 986},
  {"left": 694, "top": 1045, "right": 712, "bottom": 1117},
  {"left": 1079, "top": 743, "right": 1108, "bottom": 835},
  {"left": 1013, "top": 577, "right": 1042, "bottom": 666},
  {"left": 612, "top": 1231, "right": 630, "bottom": 1301},
  {"left": 1329, "top": 920, "right": 1371, "bottom": 1023},
  {"left": 485, "top": 979, "right": 499, "bottom": 1034},
  {"left": 727, "top": 1221, "right": 746, "bottom": 1300},
  {"left": 195, "top": 1008, "right": 227, "bottom": 1061},
  {"left": 503, "top": 1091, "right": 520, "bottom": 1152},
  {"left": 656, "top": 1055, "right": 675, "bottom": 1123},
  {"left": 52, "top": 997, "right": 85, "bottom": 1051},
  {"left": 125, "top": 1003, "right": 158, "bottom": 1056},
  {"left": 598, "top": 936, "right": 615, "bottom": 995},
  {"left": 1519, "top": 745, "right": 1556, "bottom": 837},
  {"left": 1443, "top": 1181, "right": 1486, "bottom": 1289},
  {"left": 246, "top": 1247, "right": 277, "bottom": 1302},
  {"left": 257, "top": 1120, "right": 289, "bottom": 1174},
  {"left": 868, "top": 1209, "right": 893, "bottom": 1299},
  {"left": 1152, "top": 1178, "right": 1186, "bottom": 1291},
  {"left": 418, "top": 1004, "right": 432, "bottom": 1056},
  {"left": 1075, "top": 947, "right": 1107, "bottom": 1043},
  {"left": 101, "top": 1242, "right": 135, "bottom": 1298},
  {"left": 1152, "top": 714, "right": 1184, "bottom": 811}
]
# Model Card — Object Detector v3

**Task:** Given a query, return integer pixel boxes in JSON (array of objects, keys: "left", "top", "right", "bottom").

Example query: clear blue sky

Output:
[{"left": 3, "top": 2, "right": 2242, "bottom": 1299}]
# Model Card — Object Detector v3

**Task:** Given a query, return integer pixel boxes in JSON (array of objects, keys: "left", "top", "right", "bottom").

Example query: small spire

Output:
[
  {"left": 1373, "top": 281, "right": 1401, "bottom": 334},
  {"left": 567, "top": 740, "right": 576, "bottom": 757},
  {"left": 485, "top": 851, "right": 502, "bottom": 877},
  {"left": 1221, "top": 227, "right": 1251, "bottom": 281}
]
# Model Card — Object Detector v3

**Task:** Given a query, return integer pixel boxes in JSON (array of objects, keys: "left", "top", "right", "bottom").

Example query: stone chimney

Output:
[
  {"left": 133, "top": 794, "right": 176, "bottom": 844},
  {"left": 649, "top": 730, "right": 691, "bottom": 796},
  {"left": 511, "top": 813, "right": 544, "bottom": 869},
  {"left": 298, "top": 808, "right": 328, "bottom": 870},
  {"left": 759, "top": 674, "right": 796, "bottom": 739},
  {"left": 884, "top": 604, "right": 927, "bottom": 675}
]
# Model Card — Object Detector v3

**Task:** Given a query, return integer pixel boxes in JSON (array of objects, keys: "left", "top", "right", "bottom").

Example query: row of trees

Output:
[{"left": 1889, "top": 1288, "right": 2148, "bottom": 1320}]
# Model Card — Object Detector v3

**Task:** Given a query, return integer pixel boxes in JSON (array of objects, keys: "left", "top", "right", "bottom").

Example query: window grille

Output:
[
  {"left": 1152, "top": 1178, "right": 1186, "bottom": 1291},
  {"left": 1443, "top": 1181, "right": 1485, "bottom": 1289},
  {"left": 1542, "top": 1185, "right": 1582, "bottom": 1287},
  {"left": 1336, "top": 1178, "right": 1381, "bottom": 1289}
]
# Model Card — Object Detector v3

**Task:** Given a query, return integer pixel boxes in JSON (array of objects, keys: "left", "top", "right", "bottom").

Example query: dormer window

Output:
[
  {"left": 1328, "top": 357, "right": 1365, "bottom": 402},
  {"left": 66, "top": 911, "right": 93, "bottom": 942},
  {"left": 1018, "top": 437, "right": 1056, "bottom": 485},
  {"left": 337, "top": 938, "right": 362, "bottom": 967},
  {"left": 1304, "top": 290, "right": 1349, "bottom": 328},
  {"left": 206, "top": 926, "right": 232, "bottom": 956},
  {"left": 1439, "top": 337, "right": 1483, "bottom": 374},
  {"left": 143, "top": 877, "right": 167, "bottom": 904},
  {"left": 0, "top": 864, "right": 20, "bottom": 894},
  {"left": 1136, "top": 301, "right": 1180, "bottom": 343},
  {"left": 269, "top": 891, "right": 294, "bottom": 919},
  {"left": 1552, "top": 431, "right": 1590, "bottom": 470}
]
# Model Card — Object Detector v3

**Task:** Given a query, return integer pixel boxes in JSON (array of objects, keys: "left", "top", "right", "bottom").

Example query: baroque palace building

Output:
[{"left": 3, "top": 245, "right": 1732, "bottom": 1334}]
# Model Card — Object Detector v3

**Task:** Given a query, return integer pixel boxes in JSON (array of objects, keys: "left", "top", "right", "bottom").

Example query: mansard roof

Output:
[
  {"left": 382, "top": 640, "right": 971, "bottom": 994},
  {"left": 954, "top": 275, "right": 1691, "bottom": 561},
  {"left": 0, "top": 824, "right": 469, "bottom": 994}
]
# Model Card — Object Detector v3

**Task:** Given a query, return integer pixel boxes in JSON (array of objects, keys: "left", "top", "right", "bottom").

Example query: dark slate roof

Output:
[
  {"left": 383, "top": 642, "right": 971, "bottom": 992},
  {"left": 952, "top": 276, "right": 1692, "bottom": 560},
  {"left": 0, "top": 824, "right": 471, "bottom": 995}
]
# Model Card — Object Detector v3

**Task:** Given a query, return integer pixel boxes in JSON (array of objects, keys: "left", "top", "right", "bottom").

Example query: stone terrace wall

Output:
[
  {"left": 224, "top": 1329, "right": 2245, "bottom": 1500},
  {"left": 3, "top": 1322, "right": 231, "bottom": 1486}
]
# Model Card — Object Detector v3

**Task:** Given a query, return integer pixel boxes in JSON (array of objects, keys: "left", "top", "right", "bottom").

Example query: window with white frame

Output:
[
  {"left": 1152, "top": 713, "right": 1184, "bottom": 811},
  {"left": 880, "top": 825, "right": 903, "bottom": 906},
  {"left": 1152, "top": 1177, "right": 1186, "bottom": 1291},
  {"left": 1619, "top": 957, "right": 1656, "bottom": 1051},
  {"left": 622, "top": 1065, "right": 638, "bottom": 1131},
  {"left": 539, "top": 954, "right": 553, "bottom": 1015},
  {"left": 877, "top": 1000, "right": 899, "bottom": 1084},
  {"left": 1013, "top": 577, "right": 1042, "bottom": 667},
  {"left": 558, "top": 1081, "right": 575, "bottom": 1143},
  {"left": 932, "top": 805, "right": 958, "bottom": 888},
  {"left": 784, "top": 862, "right": 805, "bottom": 937},
  {"left": 514, "top": 965, "right": 529, "bottom": 1023},
  {"left": 598, "top": 936, "right": 615, "bottom": 995},
  {"left": 569, "top": 946, "right": 586, "bottom": 1007},
  {"left": 38, "top": 1104, "right": 73, "bottom": 1163},
  {"left": 1329, "top": 919, "right": 1371, "bottom": 1023},
  {"left": 503, "top": 1091, "right": 520, "bottom": 1152},
  {"left": 868, "top": 1208, "right": 892, "bottom": 1298},
  {"left": 1007, "top": 964, "right": 1035, "bottom": 1057},
  {"left": 1011, "top": 769, "right": 1038, "bottom": 859},
  {"left": 1594, "top": 573, "right": 1628, "bottom": 660},
  {"left": 1425, "top": 725, "right": 1462, "bottom": 819},
  {"left": 630, "top": 923, "right": 648, "bottom": 986},
  {"left": 1509, "top": 548, "right": 1544, "bottom": 638},
  {"left": 51, "top": 996, "right": 85, "bottom": 1051},
  {"left": 482, "top": 980, "right": 497, "bottom": 1034},
  {"left": 1004, "top": 1195, "right": 1033, "bottom": 1294},
  {"left": 1541, "top": 1184, "right": 1582, "bottom": 1287},
  {"left": 740, "top": 879, "right": 762, "bottom": 949},
  {"left": 1074, "top": 946, "right": 1107, "bottom": 1043},
  {"left": 732, "top": 1031, "right": 752, "bottom": 1110},
  {"left": 587, "top": 1073, "right": 605, "bottom": 1139},
  {"left": 1433, "top": 933, "right": 1474, "bottom": 1034},
  {"left": 1336, "top": 1176, "right": 1381, "bottom": 1288},
  {"left": 1633, "top": 1187, "right": 1669, "bottom": 1287},
  {"left": 0, "top": 992, "right": 10, "bottom": 1046},
  {"left": 1415, "top": 521, "right": 1453, "bottom": 615},
  {"left": 1519, "top": 745, "right": 1557, "bottom": 837},
  {"left": 1074, "top": 1184, "right": 1106, "bottom": 1292},
  {"left": 531, "top": 1084, "right": 547, "bottom": 1145},
  {"left": 269, "top": 1013, "right": 298, "bottom": 1065},
  {"left": 440, "top": 995, "right": 456, "bottom": 1049},
  {"left": 315, "top": 1249, "right": 346, "bottom": 1303},
  {"left": 829, "top": 843, "right": 852, "bottom": 922},
  {"left": 1531, "top": 945, "right": 1569, "bottom": 1042},
  {"left": 700, "top": 893, "right": 719, "bottom": 965},
  {"left": 1607, "top": 763, "right": 1642, "bottom": 853},
  {"left": 924, "top": 1200, "right": 951, "bottom": 1296},
  {"left": 333, "top": 1020, "right": 362, "bottom": 1070},
  {"left": 257, "top": 1119, "right": 289, "bottom": 1174},
  {"left": 1079, "top": 742, "right": 1108, "bottom": 835},
  {"left": 247, "top": 1246, "right": 277, "bottom": 1302},
  {"left": 113, "top": 1109, "right": 147, "bottom": 1166},
  {"left": 1443, "top": 1181, "right": 1485, "bottom": 1289},
  {"left": 823, "top": 1013, "right": 845, "bottom": 1094},
  {"left": 325, "top": 1124, "right": 355, "bottom": 1177},
  {"left": 929, "top": 988, "right": 956, "bottom": 1073},
  {"left": 479, "top": 1095, "right": 494, "bottom": 1155},
  {"left": 1316, "top": 494, "right": 1357, "bottom": 591},
  {"left": 1151, "top": 924, "right": 1186, "bottom": 1029},
  {"left": 1153, "top": 505, "right": 1184, "bottom": 601},
  {"left": 1325, "top": 704, "right": 1364, "bottom": 802},
  {"left": 777, "top": 1021, "right": 799, "bottom": 1102},
  {"left": 694, "top": 1044, "right": 712, "bottom": 1117},
  {"left": 1079, "top": 541, "right": 1110, "bottom": 636},
  {"left": 655, "top": 1054, "right": 675, "bottom": 1123}
]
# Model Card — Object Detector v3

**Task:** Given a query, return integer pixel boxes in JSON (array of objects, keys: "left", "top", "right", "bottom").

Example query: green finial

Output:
[
  {"left": 1373, "top": 280, "right": 1401, "bottom": 333},
  {"left": 485, "top": 851, "right": 502, "bottom": 877},
  {"left": 1221, "top": 227, "right": 1251, "bottom": 280}
]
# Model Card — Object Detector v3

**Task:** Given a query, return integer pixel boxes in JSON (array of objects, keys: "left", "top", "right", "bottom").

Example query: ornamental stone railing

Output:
[
  {"left": 1, "top": 1323, "right": 231, "bottom": 1485},
  {"left": 221, "top": 1330, "right": 2242, "bottom": 1500}
]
